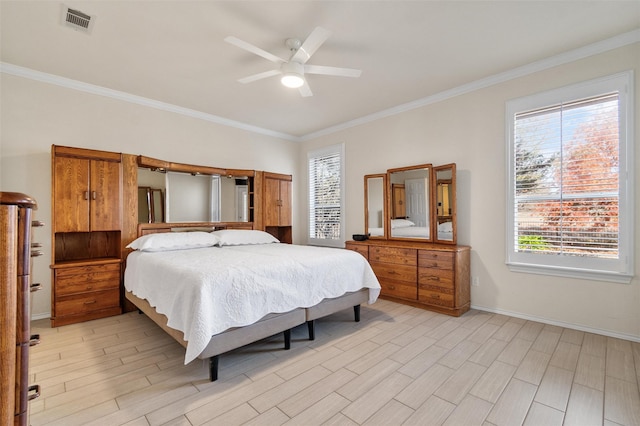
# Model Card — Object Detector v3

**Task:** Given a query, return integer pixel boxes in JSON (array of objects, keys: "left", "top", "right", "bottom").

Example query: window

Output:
[
  {"left": 506, "top": 72, "right": 634, "bottom": 283},
  {"left": 308, "top": 144, "right": 345, "bottom": 247}
]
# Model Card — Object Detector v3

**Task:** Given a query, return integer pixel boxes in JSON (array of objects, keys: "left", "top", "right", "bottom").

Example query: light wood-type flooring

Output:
[{"left": 29, "top": 299, "right": 640, "bottom": 425}]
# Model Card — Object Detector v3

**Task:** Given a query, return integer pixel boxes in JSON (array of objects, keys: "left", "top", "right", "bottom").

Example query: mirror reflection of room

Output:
[
  {"left": 388, "top": 166, "right": 430, "bottom": 239},
  {"left": 366, "top": 175, "right": 385, "bottom": 237},
  {"left": 137, "top": 168, "right": 250, "bottom": 223},
  {"left": 435, "top": 164, "right": 456, "bottom": 242}
]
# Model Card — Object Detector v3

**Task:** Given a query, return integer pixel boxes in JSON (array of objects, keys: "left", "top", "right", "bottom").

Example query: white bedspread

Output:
[{"left": 124, "top": 243, "right": 381, "bottom": 363}]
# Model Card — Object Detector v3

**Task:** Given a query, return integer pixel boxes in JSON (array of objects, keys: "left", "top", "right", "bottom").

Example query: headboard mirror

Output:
[
  {"left": 387, "top": 164, "right": 432, "bottom": 241},
  {"left": 136, "top": 156, "right": 252, "bottom": 224},
  {"left": 364, "top": 174, "right": 386, "bottom": 239}
]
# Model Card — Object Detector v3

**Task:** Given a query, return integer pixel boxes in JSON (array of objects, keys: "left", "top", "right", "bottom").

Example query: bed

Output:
[{"left": 124, "top": 223, "right": 380, "bottom": 381}]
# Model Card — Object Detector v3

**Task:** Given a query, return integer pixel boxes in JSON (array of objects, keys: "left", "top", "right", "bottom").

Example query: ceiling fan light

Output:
[{"left": 281, "top": 72, "right": 304, "bottom": 88}]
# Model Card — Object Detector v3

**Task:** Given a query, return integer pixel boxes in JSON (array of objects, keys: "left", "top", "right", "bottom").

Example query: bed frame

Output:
[{"left": 126, "top": 222, "right": 368, "bottom": 381}]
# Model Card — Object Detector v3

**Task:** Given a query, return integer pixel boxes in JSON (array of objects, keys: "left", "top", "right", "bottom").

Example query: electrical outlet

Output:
[{"left": 472, "top": 277, "right": 480, "bottom": 287}]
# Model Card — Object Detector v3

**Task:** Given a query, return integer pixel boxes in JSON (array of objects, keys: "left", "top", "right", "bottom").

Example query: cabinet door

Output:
[
  {"left": 90, "top": 160, "right": 121, "bottom": 231},
  {"left": 264, "top": 177, "right": 281, "bottom": 226},
  {"left": 54, "top": 157, "right": 90, "bottom": 233},
  {"left": 278, "top": 179, "right": 292, "bottom": 226}
]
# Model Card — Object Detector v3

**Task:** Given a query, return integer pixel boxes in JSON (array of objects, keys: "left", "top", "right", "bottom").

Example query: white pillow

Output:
[
  {"left": 127, "top": 232, "right": 219, "bottom": 252},
  {"left": 391, "top": 219, "right": 415, "bottom": 229},
  {"left": 438, "top": 221, "right": 453, "bottom": 232},
  {"left": 212, "top": 229, "right": 279, "bottom": 246}
]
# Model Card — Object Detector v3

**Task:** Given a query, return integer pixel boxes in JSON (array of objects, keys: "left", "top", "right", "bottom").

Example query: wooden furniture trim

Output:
[
  {"left": 263, "top": 171, "right": 292, "bottom": 181},
  {"left": 53, "top": 145, "right": 121, "bottom": 162},
  {"left": 137, "top": 155, "right": 257, "bottom": 177}
]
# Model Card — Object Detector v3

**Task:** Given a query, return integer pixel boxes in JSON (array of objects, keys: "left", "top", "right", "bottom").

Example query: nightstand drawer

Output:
[
  {"left": 55, "top": 268, "right": 120, "bottom": 297},
  {"left": 55, "top": 289, "right": 120, "bottom": 316},
  {"left": 55, "top": 262, "right": 120, "bottom": 277}
]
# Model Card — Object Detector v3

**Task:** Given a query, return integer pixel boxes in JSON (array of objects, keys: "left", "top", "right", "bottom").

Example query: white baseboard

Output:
[
  {"left": 471, "top": 304, "right": 640, "bottom": 343},
  {"left": 31, "top": 312, "right": 51, "bottom": 321}
]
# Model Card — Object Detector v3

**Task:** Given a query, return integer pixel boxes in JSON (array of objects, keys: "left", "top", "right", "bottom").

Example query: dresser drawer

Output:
[
  {"left": 419, "top": 289, "right": 455, "bottom": 307},
  {"left": 418, "top": 267, "right": 454, "bottom": 289},
  {"left": 345, "top": 243, "right": 368, "bottom": 259},
  {"left": 379, "top": 278, "right": 417, "bottom": 300},
  {"left": 370, "top": 261, "right": 416, "bottom": 283},
  {"left": 55, "top": 268, "right": 120, "bottom": 297},
  {"left": 418, "top": 250, "right": 454, "bottom": 270},
  {"left": 55, "top": 289, "right": 120, "bottom": 316},
  {"left": 369, "top": 246, "right": 417, "bottom": 266}
]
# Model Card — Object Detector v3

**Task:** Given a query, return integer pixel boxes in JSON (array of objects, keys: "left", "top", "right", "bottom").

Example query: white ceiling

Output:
[{"left": 2, "top": 1, "right": 639, "bottom": 140}]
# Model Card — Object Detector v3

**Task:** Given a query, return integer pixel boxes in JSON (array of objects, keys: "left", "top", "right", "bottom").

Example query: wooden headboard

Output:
[{"left": 137, "top": 222, "right": 253, "bottom": 237}]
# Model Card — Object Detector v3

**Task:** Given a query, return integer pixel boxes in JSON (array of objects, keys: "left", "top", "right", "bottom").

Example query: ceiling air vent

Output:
[{"left": 61, "top": 5, "right": 94, "bottom": 34}]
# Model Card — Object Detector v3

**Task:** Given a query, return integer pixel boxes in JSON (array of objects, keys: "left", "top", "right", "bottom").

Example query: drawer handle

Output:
[
  {"left": 91, "top": 191, "right": 97, "bottom": 200},
  {"left": 31, "top": 249, "right": 44, "bottom": 257},
  {"left": 30, "top": 283, "right": 42, "bottom": 292},
  {"left": 387, "top": 270, "right": 397, "bottom": 275},
  {"left": 389, "top": 285, "right": 396, "bottom": 290},
  {"left": 28, "top": 385, "right": 40, "bottom": 401},
  {"left": 84, "top": 300, "right": 97, "bottom": 305},
  {"left": 29, "top": 334, "right": 40, "bottom": 346},
  {"left": 429, "top": 276, "right": 440, "bottom": 281},
  {"left": 86, "top": 285, "right": 93, "bottom": 290},
  {"left": 31, "top": 220, "right": 45, "bottom": 227},
  {"left": 432, "top": 294, "right": 441, "bottom": 299},
  {"left": 31, "top": 242, "right": 43, "bottom": 248}
]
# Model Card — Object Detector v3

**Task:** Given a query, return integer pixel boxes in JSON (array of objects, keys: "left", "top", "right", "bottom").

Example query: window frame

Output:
[
  {"left": 307, "top": 143, "right": 345, "bottom": 247},
  {"left": 505, "top": 71, "right": 634, "bottom": 283}
]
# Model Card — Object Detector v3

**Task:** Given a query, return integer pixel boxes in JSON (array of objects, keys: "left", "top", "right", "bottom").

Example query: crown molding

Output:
[
  {"left": 0, "top": 62, "right": 300, "bottom": 142},
  {"left": 2, "top": 29, "right": 638, "bottom": 143},
  {"left": 300, "top": 29, "right": 640, "bottom": 141}
]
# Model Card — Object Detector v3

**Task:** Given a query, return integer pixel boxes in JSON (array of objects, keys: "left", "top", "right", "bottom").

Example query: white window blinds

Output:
[
  {"left": 506, "top": 71, "right": 633, "bottom": 283},
  {"left": 308, "top": 144, "right": 344, "bottom": 246},
  {"left": 514, "top": 93, "right": 620, "bottom": 258}
]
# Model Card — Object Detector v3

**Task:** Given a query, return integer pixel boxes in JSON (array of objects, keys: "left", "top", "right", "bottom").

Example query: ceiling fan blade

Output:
[
  {"left": 224, "top": 36, "right": 285, "bottom": 64},
  {"left": 238, "top": 69, "right": 281, "bottom": 84},
  {"left": 291, "top": 27, "right": 332, "bottom": 63},
  {"left": 298, "top": 80, "right": 313, "bottom": 97},
  {"left": 304, "top": 64, "right": 362, "bottom": 78}
]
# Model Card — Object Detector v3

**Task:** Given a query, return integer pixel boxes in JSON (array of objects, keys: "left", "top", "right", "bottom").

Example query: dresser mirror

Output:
[
  {"left": 137, "top": 167, "right": 250, "bottom": 223},
  {"left": 434, "top": 163, "right": 457, "bottom": 244},
  {"left": 365, "top": 174, "right": 386, "bottom": 238},
  {"left": 387, "top": 164, "right": 432, "bottom": 241}
]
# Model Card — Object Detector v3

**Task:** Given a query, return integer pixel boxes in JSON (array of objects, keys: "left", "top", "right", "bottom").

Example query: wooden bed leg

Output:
[
  {"left": 354, "top": 305, "right": 361, "bottom": 322},
  {"left": 209, "top": 356, "right": 219, "bottom": 382},
  {"left": 284, "top": 329, "right": 291, "bottom": 350},
  {"left": 307, "top": 320, "right": 315, "bottom": 341}
]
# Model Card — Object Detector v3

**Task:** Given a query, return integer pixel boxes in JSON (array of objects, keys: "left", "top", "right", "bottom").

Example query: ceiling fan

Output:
[{"left": 224, "top": 27, "right": 361, "bottom": 97}]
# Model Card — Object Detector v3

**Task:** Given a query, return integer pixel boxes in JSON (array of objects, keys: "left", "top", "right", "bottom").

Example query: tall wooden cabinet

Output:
[
  {"left": 51, "top": 146, "right": 123, "bottom": 327},
  {"left": 261, "top": 172, "right": 292, "bottom": 243},
  {"left": 346, "top": 239, "right": 470, "bottom": 316},
  {"left": 1, "top": 192, "right": 42, "bottom": 425}
]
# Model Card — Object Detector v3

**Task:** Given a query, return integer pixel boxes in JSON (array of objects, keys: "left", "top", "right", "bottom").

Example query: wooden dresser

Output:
[
  {"left": 1, "top": 192, "right": 43, "bottom": 425},
  {"left": 346, "top": 239, "right": 470, "bottom": 316}
]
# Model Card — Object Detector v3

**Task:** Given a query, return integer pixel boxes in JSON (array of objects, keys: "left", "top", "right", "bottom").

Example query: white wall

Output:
[
  {"left": 0, "top": 73, "right": 299, "bottom": 318},
  {"left": 299, "top": 43, "right": 640, "bottom": 341}
]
